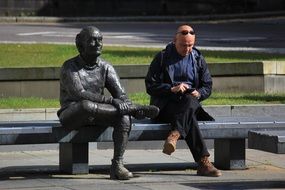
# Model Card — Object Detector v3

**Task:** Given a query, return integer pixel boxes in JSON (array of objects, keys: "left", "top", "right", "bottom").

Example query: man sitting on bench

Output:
[
  {"left": 145, "top": 24, "right": 221, "bottom": 177},
  {"left": 57, "top": 26, "right": 159, "bottom": 180}
]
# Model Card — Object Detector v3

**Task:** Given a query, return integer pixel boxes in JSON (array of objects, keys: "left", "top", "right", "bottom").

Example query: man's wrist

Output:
[{"left": 196, "top": 93, "right": 201, "bottom": 99}]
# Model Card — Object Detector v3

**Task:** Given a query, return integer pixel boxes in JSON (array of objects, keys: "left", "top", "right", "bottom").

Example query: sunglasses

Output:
[{"left": 177, "top": 30, "right": 195, "bottom": 35}]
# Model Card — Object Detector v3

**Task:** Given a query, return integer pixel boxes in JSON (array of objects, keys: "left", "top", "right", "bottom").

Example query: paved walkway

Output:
[{"left": 0, "top": 148, "right": 284, "bottom": 190}]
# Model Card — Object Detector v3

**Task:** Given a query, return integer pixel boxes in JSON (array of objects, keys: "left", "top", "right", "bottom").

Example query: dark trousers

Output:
[{"left": 157, "top": 95, "right": 210, "bottom": 162}]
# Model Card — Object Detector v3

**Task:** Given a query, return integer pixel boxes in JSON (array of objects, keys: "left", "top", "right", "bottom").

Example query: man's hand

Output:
[
  {"left": 191, "top": 90, "right": 201, "bottom": 99},
  {"left": 112, "top": 98, "right": 130, "bottom": 115},
  {"left": 171, "top": 83, "right": 201, "bottom": 99},
  {"left": 171, "top": 83, "right": 189, "bottom": 94}
]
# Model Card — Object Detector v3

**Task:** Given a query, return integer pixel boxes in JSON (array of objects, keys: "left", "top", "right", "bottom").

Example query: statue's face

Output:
[{"left": 82, "top": 30, "right": 103, "bottom": 58}]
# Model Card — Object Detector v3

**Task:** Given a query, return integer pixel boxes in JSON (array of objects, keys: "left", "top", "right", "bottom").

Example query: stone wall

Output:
[
  {"left": 1, "top": 104, "right": 285, "bottom": 121},
  {"left": 0, "top": 61, "right": 284, "bottom": 99}
]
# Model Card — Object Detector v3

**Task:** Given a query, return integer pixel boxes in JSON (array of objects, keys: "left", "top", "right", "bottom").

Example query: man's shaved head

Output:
[{"left": 174, "top": 24, "right": 196, "bottom": 56}]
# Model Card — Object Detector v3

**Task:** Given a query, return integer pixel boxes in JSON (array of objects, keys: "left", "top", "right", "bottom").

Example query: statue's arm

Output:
[{"left": 105, "top": 64, "right": 129, "bottom": 100}]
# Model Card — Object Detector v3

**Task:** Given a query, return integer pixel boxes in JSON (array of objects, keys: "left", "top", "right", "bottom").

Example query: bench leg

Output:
[
  {"left": 214, "top": 139, "right": 246, "bottom": 170},
  {"left": 59, "top": 142, "right": 89, "bottom": 174}
]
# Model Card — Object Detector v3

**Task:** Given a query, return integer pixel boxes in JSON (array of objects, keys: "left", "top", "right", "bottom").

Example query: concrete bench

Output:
[
  {"left": 248, "top": 130, "right": 285, "bottom": 154},
  {"left": 1, "top": 116, "right": 285, "bottom": 174}
]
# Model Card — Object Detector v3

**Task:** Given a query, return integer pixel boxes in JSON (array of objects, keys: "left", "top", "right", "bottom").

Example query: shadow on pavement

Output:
[
  {"left": 181, "top": 181, "right": 285, "bottom": 190},
  {"left": 0, "top": 162, "right": 197, "bottom": 180}
]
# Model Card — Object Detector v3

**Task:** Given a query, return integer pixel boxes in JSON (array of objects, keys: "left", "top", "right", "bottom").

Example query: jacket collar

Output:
[{"left": 76, "top": 55, "right": 100, "bottom": 70}]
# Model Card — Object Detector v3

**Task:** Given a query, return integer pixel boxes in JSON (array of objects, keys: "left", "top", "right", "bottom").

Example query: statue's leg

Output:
[
  {"left": 110, "top": 115, "right": 133, "bottom": 180},
  {"left": 59, "top": 100, "right": 133, "bottom": 178},
  {"left": 58, "top": 100, "right": 119, "bottom": 129}
]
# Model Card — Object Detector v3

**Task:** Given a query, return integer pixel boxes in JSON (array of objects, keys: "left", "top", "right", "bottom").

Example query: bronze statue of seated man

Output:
[{"left": 57, "top": 26, "right": 159, "bottom": 180}]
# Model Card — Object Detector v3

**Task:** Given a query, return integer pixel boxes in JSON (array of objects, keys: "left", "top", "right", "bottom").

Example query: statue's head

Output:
[{"left": 75, "top": 26, "right": 103, "bottom": 62}]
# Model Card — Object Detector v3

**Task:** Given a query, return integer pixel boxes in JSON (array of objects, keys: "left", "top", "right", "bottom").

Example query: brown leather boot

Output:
[
  {"left": 162, "top": 130, "right": 180, "bottom": 155},
  {"left": 197, "top": 156, "right": 222, "bottom": 177}
]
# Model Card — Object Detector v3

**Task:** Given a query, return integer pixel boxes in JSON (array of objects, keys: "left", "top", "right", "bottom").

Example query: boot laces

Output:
[
  {"left": 169, "top": 131, "right": 180, "bottom": 138},
  {"left": 200, "top": 157, "right": 213, "bottom": 168}
]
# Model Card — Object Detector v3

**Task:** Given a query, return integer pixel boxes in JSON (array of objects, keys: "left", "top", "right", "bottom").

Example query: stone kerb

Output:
[
  {"left": 0, "top": 61, "right": 284, "bottom": 98},
  {"left": 0, "top": 108, "right": 46, "bottom": 121}
]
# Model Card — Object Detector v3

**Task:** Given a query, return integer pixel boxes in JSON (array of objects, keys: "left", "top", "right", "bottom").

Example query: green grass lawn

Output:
[
  {"left": 1, "top": 92, "right": 285, "bottom": 109},
  {"left": 0, "top": 43, "right": 284, "bottom": 109},
  {"left": 0, "top": 44, "right": 285, "bottom": 68}
]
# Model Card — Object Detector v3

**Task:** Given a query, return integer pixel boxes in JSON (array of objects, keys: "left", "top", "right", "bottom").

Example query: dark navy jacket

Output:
[{"left": 145, "top": 42, "right": 213, "bottom": 111}]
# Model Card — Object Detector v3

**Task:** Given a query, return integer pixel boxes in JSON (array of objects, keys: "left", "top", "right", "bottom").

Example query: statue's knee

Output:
[{"left": 79, "top": 100, "right": 98, "bottom": 113}]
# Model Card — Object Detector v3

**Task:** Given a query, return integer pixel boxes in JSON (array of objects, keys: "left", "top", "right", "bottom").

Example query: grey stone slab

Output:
[
  {"left": 231, "top": 104, "right": 285, "bottom": 117},
  {"left": 276, "top": 61, "right": 285, "bottom": 74},
  {"left": 35, "top": 174, "right": 117, "bottom": 189},
  {"left": 64, "top": 183, "right": 147, "bottom": 190},
  {"left": 0, "top": 81, "right": 21, "bottom": 97},
  {"left": 120, "top": 78, "right": 146, "bottom": 94},
  {"left": 0, "top": 108, "right": 46, "bottom": 122},
  {"left": 20, "top": 80, "right": 59, "bottom": 99},
  {"left": 2, "top": 104, "right": 285, "bottom": 122},
  {"left": 138, "top": 182, "right": 200, "bottom": 190},
  {"left": 265, "top": 75, "right": 285, "bottom": 93},
  {"left": 248, "top": 130, "right": 285, "bottom": 154},
  {"left": 209, "top": 62, "right": 265, "bottom": 76},
  {"left": 0, "top": 178, "right": 51, "bottom": 190},
  {"left": 45, "top": 108, "right": 59, "bottom": 120},
  {"left": 0, "top": 149, "right": 284, "bottom": 190},
  {"left": 0, "top": 109, "right": 14, "bottom": 121},
  {"left": 204, "top": 105, "right": 232, "bottom": 117},
  {"left": 213, "top": 76, "right": 264, "bottom": 92},
  {"left": 0, "top": 144, "right": 59, "bottom": 152},
  {"left": 0, "top": 67, "right": 60, "bottom": 81},
  {"left": 246, "top": 149, "right": 285, "bottom": 169},
  {"left": 0, "top": 62, "right": 285, "bottom": 99},
  {"left": 0, "top": 150, "right": 59, "bottom": 168}
]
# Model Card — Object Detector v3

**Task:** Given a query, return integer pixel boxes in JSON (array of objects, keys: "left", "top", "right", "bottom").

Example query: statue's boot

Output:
[
  {"left": 127, "top": 104, "right": 159, "bottom": 119},
  {"left": 110, "top": 159, "right": 133, "bottom": 180}
]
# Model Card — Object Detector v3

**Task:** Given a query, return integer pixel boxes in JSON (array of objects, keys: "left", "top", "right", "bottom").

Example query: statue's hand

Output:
[
  {"left": 123, "top": 98, "right": 133, "bottom": 106},
  {"left": 112, "top": 98, "right": 129, "bottom": 115}
]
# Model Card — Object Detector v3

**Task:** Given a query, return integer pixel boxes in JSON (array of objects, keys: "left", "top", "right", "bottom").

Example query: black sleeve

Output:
[
  {"left": 196, "top": 55, "right": 213, "bottom": 101},
  {"left": 145, "top": 51, "right": 173, "bottom": 97}
]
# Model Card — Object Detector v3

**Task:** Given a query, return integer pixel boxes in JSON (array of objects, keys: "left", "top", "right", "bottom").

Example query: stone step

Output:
[{"left": 248, "top": 130, "right": 285, "bottom": 154}]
